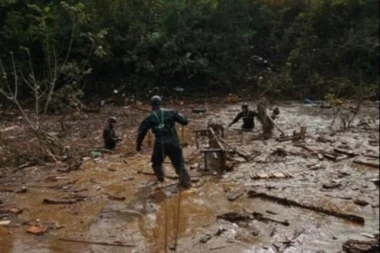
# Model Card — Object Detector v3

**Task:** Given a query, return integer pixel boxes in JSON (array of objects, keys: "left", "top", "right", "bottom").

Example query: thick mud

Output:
[{"left": 0, "top": 101, "right": 379, "bottom": 253}]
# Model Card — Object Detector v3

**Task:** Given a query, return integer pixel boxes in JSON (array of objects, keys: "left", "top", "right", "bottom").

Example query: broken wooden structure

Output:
[{"left": 194, "top": 128, "right": 226, "bottom": 173}]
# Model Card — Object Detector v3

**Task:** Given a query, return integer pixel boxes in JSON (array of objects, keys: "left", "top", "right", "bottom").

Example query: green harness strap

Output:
[{"left": 152, "top": 109, "right": 165, "bottom": 129}]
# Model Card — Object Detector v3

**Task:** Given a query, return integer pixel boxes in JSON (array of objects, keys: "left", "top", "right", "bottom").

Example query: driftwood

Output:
[
  {"left": 59, "top": 238, "right": 135, "bottom": 247},
  {"left": 248, "top": 190, "right": 365, "bottom": 224}
]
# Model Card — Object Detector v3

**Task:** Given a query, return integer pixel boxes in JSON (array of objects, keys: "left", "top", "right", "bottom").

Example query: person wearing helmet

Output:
[
  {"left": 136, "top": 95, "right": 192, "bottom": 188},
  {"left": 228, "top": 103, "right": 258, "bottom": 130},
  {"left": 103, "top": 116, "right": 122, "bottom": 150}
]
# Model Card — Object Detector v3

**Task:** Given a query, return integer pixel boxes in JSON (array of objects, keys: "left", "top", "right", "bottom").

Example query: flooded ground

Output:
[{"left": 0, "top": 100, "right": 379, "bottom": 253}]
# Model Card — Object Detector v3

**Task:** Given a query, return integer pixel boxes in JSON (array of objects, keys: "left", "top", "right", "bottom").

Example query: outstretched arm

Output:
[
  {"left": 136, "top": 117, "right": 151, "bottom": 151},
  {"left": 229, "top": 112, "right": 242, "bottom": 127},
  {"left": 174, "top": 111, "right": 189, "bottom": 126}
]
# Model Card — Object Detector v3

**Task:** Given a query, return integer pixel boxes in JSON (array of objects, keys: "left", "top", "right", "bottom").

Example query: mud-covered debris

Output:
[
  {"left": 15, "top": 187, "right": 28, "bottom": 193},
  {"left": 215, "top": 226, "right": 228, "bottom": 236},
  {"left": 107, "top": 168, "right": 117, "bottom": 172},
  {"left": 8, "top": 207, "right": 22, "bottom": 214},
  {"left": 271, "top": 148, "right": 288, "bottom": 157},
  {"left": 59, "top": 237, "right": 135, "bottom": 247},
  {"left": 192, "top": 108, "right": 207, "bottom": 113},
  {"left": 27, "top": 225, "right": 48, "bottom": 235},
  {"left": 323, "top": 153, "right": 337, "bottom": 160},
  {"left": 323, "top": 182, "right": 342, "bottom": 189},
  {"left": 190, "top": 163, "right": 199, "bottom": 170},
  {"left": 226, "top": 190, "right": 244, "bottom": 201},
  {"left": 293, "top": 227, "right": 306, "bottom": 238},
  {"left": 342, "top": 239, "right": 379, "bottom": 253},
  {"left": 361, "top": 233, "right": 376, "bottom": 239},
  {"left": 333, "top": 148, "right": 358, "bottom": 157},
  {"left": 354, "top": 199, "right": 369, "bottom": 206},
  {"left": 0, "top": 186, "right": 27, "bottom": 193},
  {"left": 13, "top": 162, "right": 36, "bottom": 172},
  {"left": 43, "top": 176, "right": 70, "bottom": 182},
  {"left": 270, "top": 227, "right": 277, "bottom": 237},
  {"left": 251, "top": 227, "right": 260, "bottom": 236},
  {"left": 324, "top": 194, "right": 352, "bottom": 200},
  {"left": 43, "top": 198, "right": 77, "bottom": 204},
  {"left": 253, "top": 212, "right": 290, "bottom": 226},
  {"left": 137, "top": 170, "right": 155, "bottom": 176},
  {"left": 338, "top": 170, "right": 351, "bottom": 177},
  {"left": 368, "top": 140, "right": 379, "bottom": 147},
  {"left": 317, "top": 135, "right": 336, "bottom": 143},
  {"left": 200, "top": 234, "right": 212, "bottom": 243},
  {"left": 369, "top": 178, "right": 379, "bottom": 186},
  {"left": 107, "top": 194, "right": 126, "bottom": 201},
  {"left": 308, "top": 163, "right": 325, "bottom": 170},
  {"left": 353, "top": 157, "right": 379, "bottom": 168},
  {"left": 81, "top": 157, "right": 91, "bottom": 161},
  {"left": 224, "top": 160, "right": 235, "bottom": 171},
  {"left": 251, "top": 172, "right": 293, "bottom": 180},
  {"left": 217, "top": 212, "right": 252, "bottom": 222},
  {"left": 208, "top": 238, "right": 227, "bottom": 250},
  {"left": 0, "top": 220, "right": 11, "bottom": 226},
  {"left": 248, "top": 190, "right": 365, "bottom": 224}
]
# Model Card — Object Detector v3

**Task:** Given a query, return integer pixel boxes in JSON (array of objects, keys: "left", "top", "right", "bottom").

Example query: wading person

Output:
[
  {"left": 136, "top": 95, "right": 192, "bottom": 188},
  {"left": 228, "top": 103, "right": 258, "bottom": 130},
  {"left": 103, "top": 116, "right": 122, "bottom": 150}
]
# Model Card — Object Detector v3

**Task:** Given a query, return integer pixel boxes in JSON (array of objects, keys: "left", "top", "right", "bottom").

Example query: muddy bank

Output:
[{"left": 0, "top": 101, "right": 379, "bottom": 253}]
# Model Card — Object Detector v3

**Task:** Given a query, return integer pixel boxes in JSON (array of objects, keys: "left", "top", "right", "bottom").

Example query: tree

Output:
[{"left": 0, "top": 1, "right": 105, "bottom": 159}]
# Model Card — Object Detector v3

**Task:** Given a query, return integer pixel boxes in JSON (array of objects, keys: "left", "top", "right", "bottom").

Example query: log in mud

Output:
[{"left": 247, "top": 190, "right": 365, "bottom": 224}]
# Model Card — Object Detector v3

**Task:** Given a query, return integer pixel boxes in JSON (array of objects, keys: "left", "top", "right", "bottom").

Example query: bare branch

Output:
[
  {"left": 56, "top": 22, "right": 76, "bottom": 81},
  {"left": 20, "top": 72, "right": 35, "bottom": 90},
  {"left": 38, "top": 85, "right": 49, "bottom": 99},
  {"left": 10, "top": 52, "right": 19, "bottom": 98}
]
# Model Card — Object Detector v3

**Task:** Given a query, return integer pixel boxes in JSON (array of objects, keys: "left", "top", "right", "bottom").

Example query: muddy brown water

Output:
[{"left": 0, "top": 101, "right": 379, "bottom": 253}]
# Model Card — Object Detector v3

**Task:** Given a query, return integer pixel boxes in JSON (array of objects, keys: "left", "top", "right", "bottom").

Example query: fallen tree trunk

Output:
[{"left": 247, "top": 190, "right": 365, "bottom": 224}]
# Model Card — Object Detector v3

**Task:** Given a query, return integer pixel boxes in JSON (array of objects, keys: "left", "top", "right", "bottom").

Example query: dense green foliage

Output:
[{"left": 0, "top": 0, "right": 378, "bottom": 103}]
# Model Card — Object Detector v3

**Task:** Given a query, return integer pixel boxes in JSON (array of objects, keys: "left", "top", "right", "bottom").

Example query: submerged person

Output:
[
  {"left": 228, "top": 103, "right": 258, "bottom": 130},
  {"left": 136, "top": 95, "right": 192, "bottom": 188},
  {"left": 103, "top": 116, "right": 122, "bottom": 150}
]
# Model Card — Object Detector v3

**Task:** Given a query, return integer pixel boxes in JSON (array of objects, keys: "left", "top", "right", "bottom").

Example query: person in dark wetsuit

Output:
[
  {"left": 228, "top": 103, "right": 258, "bottom": 130},
  {"left": 136, "top": 95, "right": 191, "bottom": 188},
  {"left": 103, "top": 116, "right": 121, "bottom": 150}
]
